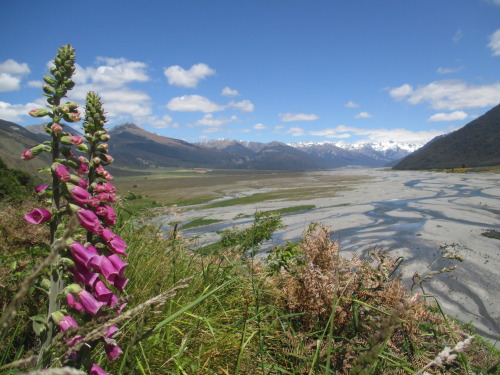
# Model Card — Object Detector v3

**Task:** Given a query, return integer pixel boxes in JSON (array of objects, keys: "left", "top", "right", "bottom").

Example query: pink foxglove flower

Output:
[
  {"left": 90, "top": 364, "right": 108, "bottom": 375},
  {"left": 76, "top": 208, "right": 104, "bottom": 234},
  {"left": 104, "top": 341, "right": 123, "bottom": 361},
  {"left": 35, "top": 184, "right": 49, "bottom": 194},
  {"left": 103, "top": 205, "right": 117, "bottom": 226},
  {"left": 67, "top": 284, "right": 103, "bottom": 316},
  {"left": 24, "top": 209, "right": 51, "bottom": 224},
  {"left": 101, "top": 228, "right": 127, "bottom": 256},
  {"left": 54, "top": 163, "right": 71, "bottom": 182},
  {"left": 99, "top": 257, "right": 119, "bottom": 283},
  {"left": 21, "top": 149, "right": 35, "bottom": 160},
  {"left": 77, "top": 162, "right": 89, "bottom": 175},
  {"left": 104, "top": 182, "right": 117, "bottom": 194},
  {"left": 108, "top": 254, "right": 127, "bottom": 276},
  {"left": 95, "top": 206, "right": 108, "bottom": 216},
  {"left": 66, "top": 293, "right": 83, "bottom": 313},
  {"left": 73, "top": 263, "right": 99, "bottom": 287},
  {"left": 52, "top": 311, "right": 79, "bottom": 332},
  {"left": 109, "top": 294, "right": 127, "bottom": 313},
  {"left": 67, "top": 184, "right": 91, "bottom": 206},
  {"left": 69, "top": 241, "right": 99, "bottom": 269},
  {"left": 94, "top": 280, "right": 113, "bottom": 303},
  {"left": 110, "top": 276, "right": 128, "bottom": 293}
]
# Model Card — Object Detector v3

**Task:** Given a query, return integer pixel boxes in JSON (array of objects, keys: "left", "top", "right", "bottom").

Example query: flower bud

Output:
[
  {"left": 43, "top": 84, "right": 56, "bottom": 95},
  {"left": 65, "top": 81, "right": 75, "bottom": 89},
  {"left": 60, "top": 135, "right": 84, "bottom": 146},
  {"left": 43, "top": 75, "right": 56, "bottom": 85},
  {"left": 63, "top": 112, "right": 81, "bottom": 123},
  {"left": 100, "top": 134, "right": 111, "bottom": 142},
  {"left": 97, "top": 143, "right": 108, "bottom": 153},
  {"left": 29, "top": 108, "right": 50, "bottom": 118},
  {"left": 21, "top": 144, "right": 51, "bottom": 160},
  {"left": 51, "top": 124, "right": 63, "bottom": 133},
  {"left": 65, "top": 101, "right": 79, "bottom": 111},
  {"left": 77, "top": 144, "right": 89, "bottom": 153},
  {"left": 93, "top": 157, "right": 101, "bottom": 165}
]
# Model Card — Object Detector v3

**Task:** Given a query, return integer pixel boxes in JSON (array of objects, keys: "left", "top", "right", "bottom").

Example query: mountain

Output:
[
  {"left": 290, "top": 140, "right": 422, "bottom": 167},
  {"left": 0, "top": 119, "right": 50, "bottom": 173},
  {"left": 393, "top": 104, "right": 500, "bottom": 170},
  {"left": 0, "top": 118, "right": 425, "bottom": 173},
  {"left": 107, "top": 122, "right": 244, "bottom": 169}
]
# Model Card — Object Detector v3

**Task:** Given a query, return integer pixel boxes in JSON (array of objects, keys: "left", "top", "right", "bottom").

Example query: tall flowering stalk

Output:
[{"left": 21, "top": 45, "right": 127, "bottom": 374}]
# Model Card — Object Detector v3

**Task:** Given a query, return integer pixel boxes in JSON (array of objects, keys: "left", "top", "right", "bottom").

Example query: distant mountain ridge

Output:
[
  {"left": 393, "top": 104, "right": 500, "bottom": 170},
  {"left": 0, "top": 119, "right": 424, "bottom": 172}
]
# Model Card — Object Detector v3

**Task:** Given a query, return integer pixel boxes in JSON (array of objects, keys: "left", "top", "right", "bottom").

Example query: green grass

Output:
[
  {"left": 181, "top": 217, "right": 223, "bottom": 230},
  {"left": 237, "top": 205, "right": 316, "bottom": 218}
]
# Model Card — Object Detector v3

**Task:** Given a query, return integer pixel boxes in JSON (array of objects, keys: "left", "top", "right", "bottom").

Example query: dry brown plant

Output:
[{"left": 268, "top": 223, "right": 487, "bottom": 374}]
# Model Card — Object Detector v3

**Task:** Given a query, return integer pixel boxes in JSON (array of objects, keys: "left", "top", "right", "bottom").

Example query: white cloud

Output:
[
  {"left": 164, "top": 63, "right": 215, "bottom": 88},
  {"left": 228, "top": 99, "right": 254, "bottom": 112},
  {"left": 437, "top": 66, "right": 463, "bottom": 74},
  {"left": 389, "top": 84, "right": 413, "bottom": 101},
  {"left": 74, "top": 57, "right": 149, "bottom": 89},
  {"left": 253, "top": 123, "right": 267, "bottom": 130},
  {"left": 0, "top": 59, "right": 31, "bottom": 92},
  {"left": 345, "top": 101, "right": 360, "bottom": 108},
  {"left": 221, "top": 86, "right": 239, "bottom": 97},
  {"left": 355, "top": 112, "right": 373, "bottom": 119},
  {"left": 488, "top": 29, "right": 500, "bottom": 56},
  {"left": 309, "top": 124, "right": 447, "bottom": 144},
  {"left": 286, "top": 127, "right": 305, "bottom": 136},
  {"left": 0, "top": 59, "right": 30, "bottom": 75},
  {"left": 194, "top": 113, "right": 237, "bottom": 127},
  {"left": 280, "top": 113, "right": 319, "bottom": 122},
  {"left": 27, "top": 80, "right": 43, "bottom": 88},
  {"left": 428, "top": 111, "right": 468, "bottom": 122},
  {"left": 0, "top": 101, "right": 38, "bottom": 122},
  {"left": 0, "top": 73, "right": 21, "bottom": 92},
  {"left": 147, "top": 115, "right": 178, "bottom": 129},
  {"left": 167, "top": 95, "right": 224, "bottom": 113},
  {"left": 389, "top": 80, "right": 500, "bottom": 110}
]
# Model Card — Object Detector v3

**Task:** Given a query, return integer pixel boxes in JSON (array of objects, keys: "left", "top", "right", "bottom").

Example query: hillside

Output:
[
  {"left": 0, "top": 119, "right": 50, "bottom": 174},
  {"left": 393, "top": 104, "right": 500, "bottom": 170}
]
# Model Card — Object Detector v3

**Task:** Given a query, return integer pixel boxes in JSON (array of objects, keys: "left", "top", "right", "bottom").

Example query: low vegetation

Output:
[{"left": 2, "top": 197, "right": 499, "bottom": 374}]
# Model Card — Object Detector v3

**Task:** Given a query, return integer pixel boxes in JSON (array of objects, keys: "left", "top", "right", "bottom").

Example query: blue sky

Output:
[{"left": 1, "top": 0, "right": 500, "bottom": 144}]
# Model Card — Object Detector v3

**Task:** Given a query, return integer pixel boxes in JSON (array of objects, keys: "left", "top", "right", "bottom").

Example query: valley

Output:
[{"left": 116, "top": 168, "right": 500, "bottom": 343}]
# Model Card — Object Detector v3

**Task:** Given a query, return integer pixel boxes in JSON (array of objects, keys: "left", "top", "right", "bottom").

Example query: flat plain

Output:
[{"left": 115, "top": 168, "right": 500, "bottom": 343}]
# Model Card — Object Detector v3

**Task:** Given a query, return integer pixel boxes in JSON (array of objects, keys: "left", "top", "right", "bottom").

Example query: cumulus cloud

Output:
[
  {"left": 164, "top": 63, "right": 215, "bottom": 88},
  {"left": 64, "top": 58, "right": 153, "bottom": 122},
  {"left": 286, "top": 127, "right": 305, "bottom": 136},
  {"left": 254, "top": 123, "right": 267, "bottom": 130},
  {"left": 221, "top": 86, "right": 239, "bottom": 97},
  {"left": 488, "top": 29, "right": 500, "bottom": 56},
  {"left": 388, "top": 80, "right": 500, "bottom": 110},
  {"left": 0, "top": 101, "right": 38, "bottom": 122},
  {"left": 227, "top": 99, "right": 254, "bottom": 112},
  {"left": 389, "top": 84, "right": 413, "bottom": 101},
  {"left": 345, "top": 101, "right": 360, "bottom": 108},
  {"left": 194, "top": 113, "right": 237, "bottom": 127},
  {"left": 428, "top": 111, "right": 468, "bottom": 122},
  {"left": 355, "top": 112, "right": 373, "bottom": 119},
  {"left": 147, "top": 115, "right": 178, "bottom": 129},
  {"left": 0, "top": 74, "right": 21, "bottom": 92},
  {"left": 309, "top": 124, "right": 446, "bottom": 144},
  {"left": 167, "top": 95, "right": 225, "bottom": 113},
  {"left": 280, "top": 113, "right": 319, "bottom": 122},
  {"left": 0, "top": 59, "right": 31, "bottom": 92}
]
